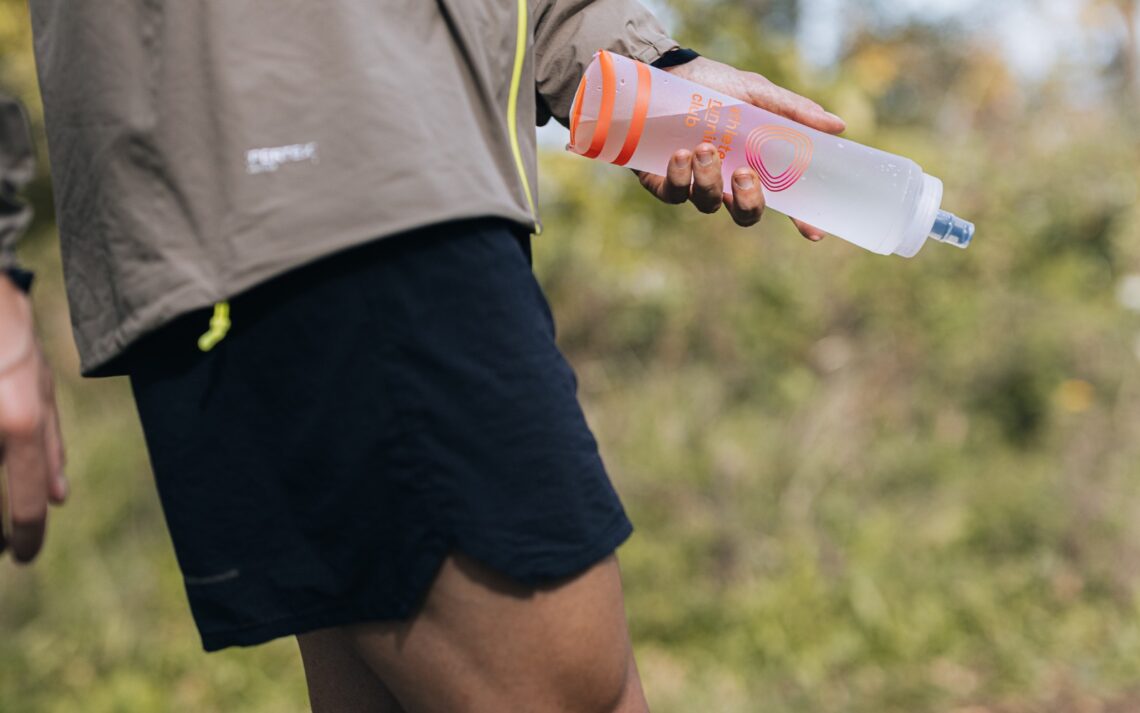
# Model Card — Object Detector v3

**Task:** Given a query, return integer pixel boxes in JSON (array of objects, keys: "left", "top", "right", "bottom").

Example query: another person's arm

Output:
[
  {"left": 532, "top": 0, "right": 845, "bottom": 237},
  {"left": 0, "top": 94, "right": 68, "bottom": 564}
]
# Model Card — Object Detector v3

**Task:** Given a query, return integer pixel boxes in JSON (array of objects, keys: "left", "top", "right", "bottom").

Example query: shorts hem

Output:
[
  {"left": 197, "top": 517, "right": 635, "bottom": 652},
  {"left": 457, "top": 513, "right": 635, "bottom": 588}
]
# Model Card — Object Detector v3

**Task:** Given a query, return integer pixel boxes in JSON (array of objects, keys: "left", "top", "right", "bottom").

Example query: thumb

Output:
[{"left": 748, "top": 80, "right": 846, "bottom": 135}]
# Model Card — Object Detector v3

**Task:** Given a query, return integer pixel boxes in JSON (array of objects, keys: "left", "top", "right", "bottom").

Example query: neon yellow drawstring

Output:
[{"left": 197, "top": 300, "right": 231, "bottom": 351}]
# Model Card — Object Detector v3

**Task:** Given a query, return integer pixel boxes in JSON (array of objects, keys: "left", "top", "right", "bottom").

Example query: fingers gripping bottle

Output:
[{"left": 567, "top": 51, "right": 975, "bottom": 257}]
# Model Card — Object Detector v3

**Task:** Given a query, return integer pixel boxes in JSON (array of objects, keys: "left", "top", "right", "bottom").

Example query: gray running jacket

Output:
[{"left": 5, "top": 1, "right": 676, "bottom": 376}]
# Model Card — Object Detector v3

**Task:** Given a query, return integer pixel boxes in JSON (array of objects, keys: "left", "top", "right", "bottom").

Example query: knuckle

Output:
[
  {"left": 734, "top": 212, "right": 760, "bottom": 227},
  {"left": 697, "top": 179, "right": 723, "bottom": 198},
  {"left": 11, "top": 540, "right": 43, "bottom": 564},
  {"left": 1, "top": 408, "right": 45, "bottom": 439},
  {"left": 696, "top": 185, "right": 722, "bottom": 203},
  {"left": 11, "top": 509, "right": 47, "bottom": 529},
  {"left": 10, "top": 511, "right": 48, "bottom": 560}
]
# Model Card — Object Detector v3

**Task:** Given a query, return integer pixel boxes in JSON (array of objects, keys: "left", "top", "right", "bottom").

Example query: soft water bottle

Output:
[{"left": 567, "top": 51, "right": 974, "bottom": 257}]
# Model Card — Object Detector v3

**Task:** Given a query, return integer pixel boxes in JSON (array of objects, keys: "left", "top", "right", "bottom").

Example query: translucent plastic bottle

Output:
[{"left": 567, "top": 51, "right": 974, "bottom": 257}]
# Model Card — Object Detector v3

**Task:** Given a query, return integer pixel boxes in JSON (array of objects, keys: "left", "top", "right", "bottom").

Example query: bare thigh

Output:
[
  {"left": 344, "top": 551, "right": 650, "bottom": 713},
  {"left": 297, "top": 627, "right": 406, "bottom": 713}
]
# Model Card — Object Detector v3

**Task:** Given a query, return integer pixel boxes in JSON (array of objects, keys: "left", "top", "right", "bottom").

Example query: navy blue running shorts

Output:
[{"left": 125, "top": 217, "right": 633, "bottom": 651}]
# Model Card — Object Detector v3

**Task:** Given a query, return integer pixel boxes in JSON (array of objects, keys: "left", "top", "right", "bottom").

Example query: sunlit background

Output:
[{"left": 3, "top": 1, "right": 1140, "bottom": 711}]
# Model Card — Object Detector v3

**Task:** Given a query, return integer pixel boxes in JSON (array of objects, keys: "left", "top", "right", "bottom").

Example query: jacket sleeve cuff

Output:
[
  {"left": 629, "top": 34, "right": 681, "bottom": 66},
  {"left": 534, "top": 0, "right": 680, "bottom": 126}
]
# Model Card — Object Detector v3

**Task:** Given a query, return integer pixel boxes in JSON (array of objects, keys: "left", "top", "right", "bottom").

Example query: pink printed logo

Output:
[{"left": 744, "top": 125, "right": 814, "bottom": 192}]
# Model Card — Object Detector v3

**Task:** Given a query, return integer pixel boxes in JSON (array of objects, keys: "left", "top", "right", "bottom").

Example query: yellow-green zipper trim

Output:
[{"left": 508, "top": 0, "right": 541, "bottom": 235}]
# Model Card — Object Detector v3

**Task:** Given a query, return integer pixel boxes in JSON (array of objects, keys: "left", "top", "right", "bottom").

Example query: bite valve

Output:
[{"left": 928, "top": 210, "right": 975, "bottom": 249}]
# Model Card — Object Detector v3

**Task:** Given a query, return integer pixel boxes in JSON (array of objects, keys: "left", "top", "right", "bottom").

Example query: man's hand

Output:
[
  {"left": 638, "top": 56, "right": 846, "bottom": 240},
  {"left": 0, "top": 276, "right": 67, "bottom": 563}
]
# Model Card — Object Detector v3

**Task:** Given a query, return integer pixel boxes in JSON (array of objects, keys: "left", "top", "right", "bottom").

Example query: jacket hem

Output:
[{"left": 78, "top": 201, "right": 537, "bottom": 377}]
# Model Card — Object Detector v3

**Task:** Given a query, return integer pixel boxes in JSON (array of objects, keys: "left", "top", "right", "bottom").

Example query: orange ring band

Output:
[
  {"left": 612, "top": 61, "right": 652, "bottom": 166},
  {"left": 569, "top": 76, "right": 588, "bottom": 150},
  {"left": 584, "top": 51, "right": 616, "bottom": 160}
]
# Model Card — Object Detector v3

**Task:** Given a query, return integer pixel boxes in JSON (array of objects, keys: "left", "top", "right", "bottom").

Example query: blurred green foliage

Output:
[{"left": 3, "top": 1, "right": 1140, "bottom": 711}]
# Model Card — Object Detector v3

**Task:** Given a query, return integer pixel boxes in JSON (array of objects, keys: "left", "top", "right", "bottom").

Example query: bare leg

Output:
[
  {"left": 297, "top": 627, "right": 407, "bottom": 713},
  {"left": 342, "top": 551, "right": 650, "bottom": 713}
]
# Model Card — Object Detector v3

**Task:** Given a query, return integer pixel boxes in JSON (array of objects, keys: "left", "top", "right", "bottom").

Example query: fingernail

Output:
[
  {"left": 825, "top": 111, "right": 844, "bottom": 124},
  {"left": 696, "top": 149, "right": 716, "bottom": 167},
  {"left": 672, "top": 152, "right": 690, "bottom": 168},
  {"left": 733, "top": 173, "right": 755, "bottom": 190}
]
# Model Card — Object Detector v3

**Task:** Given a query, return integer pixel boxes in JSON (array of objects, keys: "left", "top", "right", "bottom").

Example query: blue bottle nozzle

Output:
[{"left": 928, "top": 210, "right": 974, "bottom": 249}]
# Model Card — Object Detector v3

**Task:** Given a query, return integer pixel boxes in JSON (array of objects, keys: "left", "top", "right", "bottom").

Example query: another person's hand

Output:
[
  {"left": 0, "top": 276, "right": 67, "bottom": 563},
  {"left": 639, "top": 56, "right": 846, "bottom": 240}
]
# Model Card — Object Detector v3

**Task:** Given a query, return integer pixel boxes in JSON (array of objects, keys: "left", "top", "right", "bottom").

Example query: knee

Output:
[{"left": 552, "top": 644, "right": 644, "bottom": 713}]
